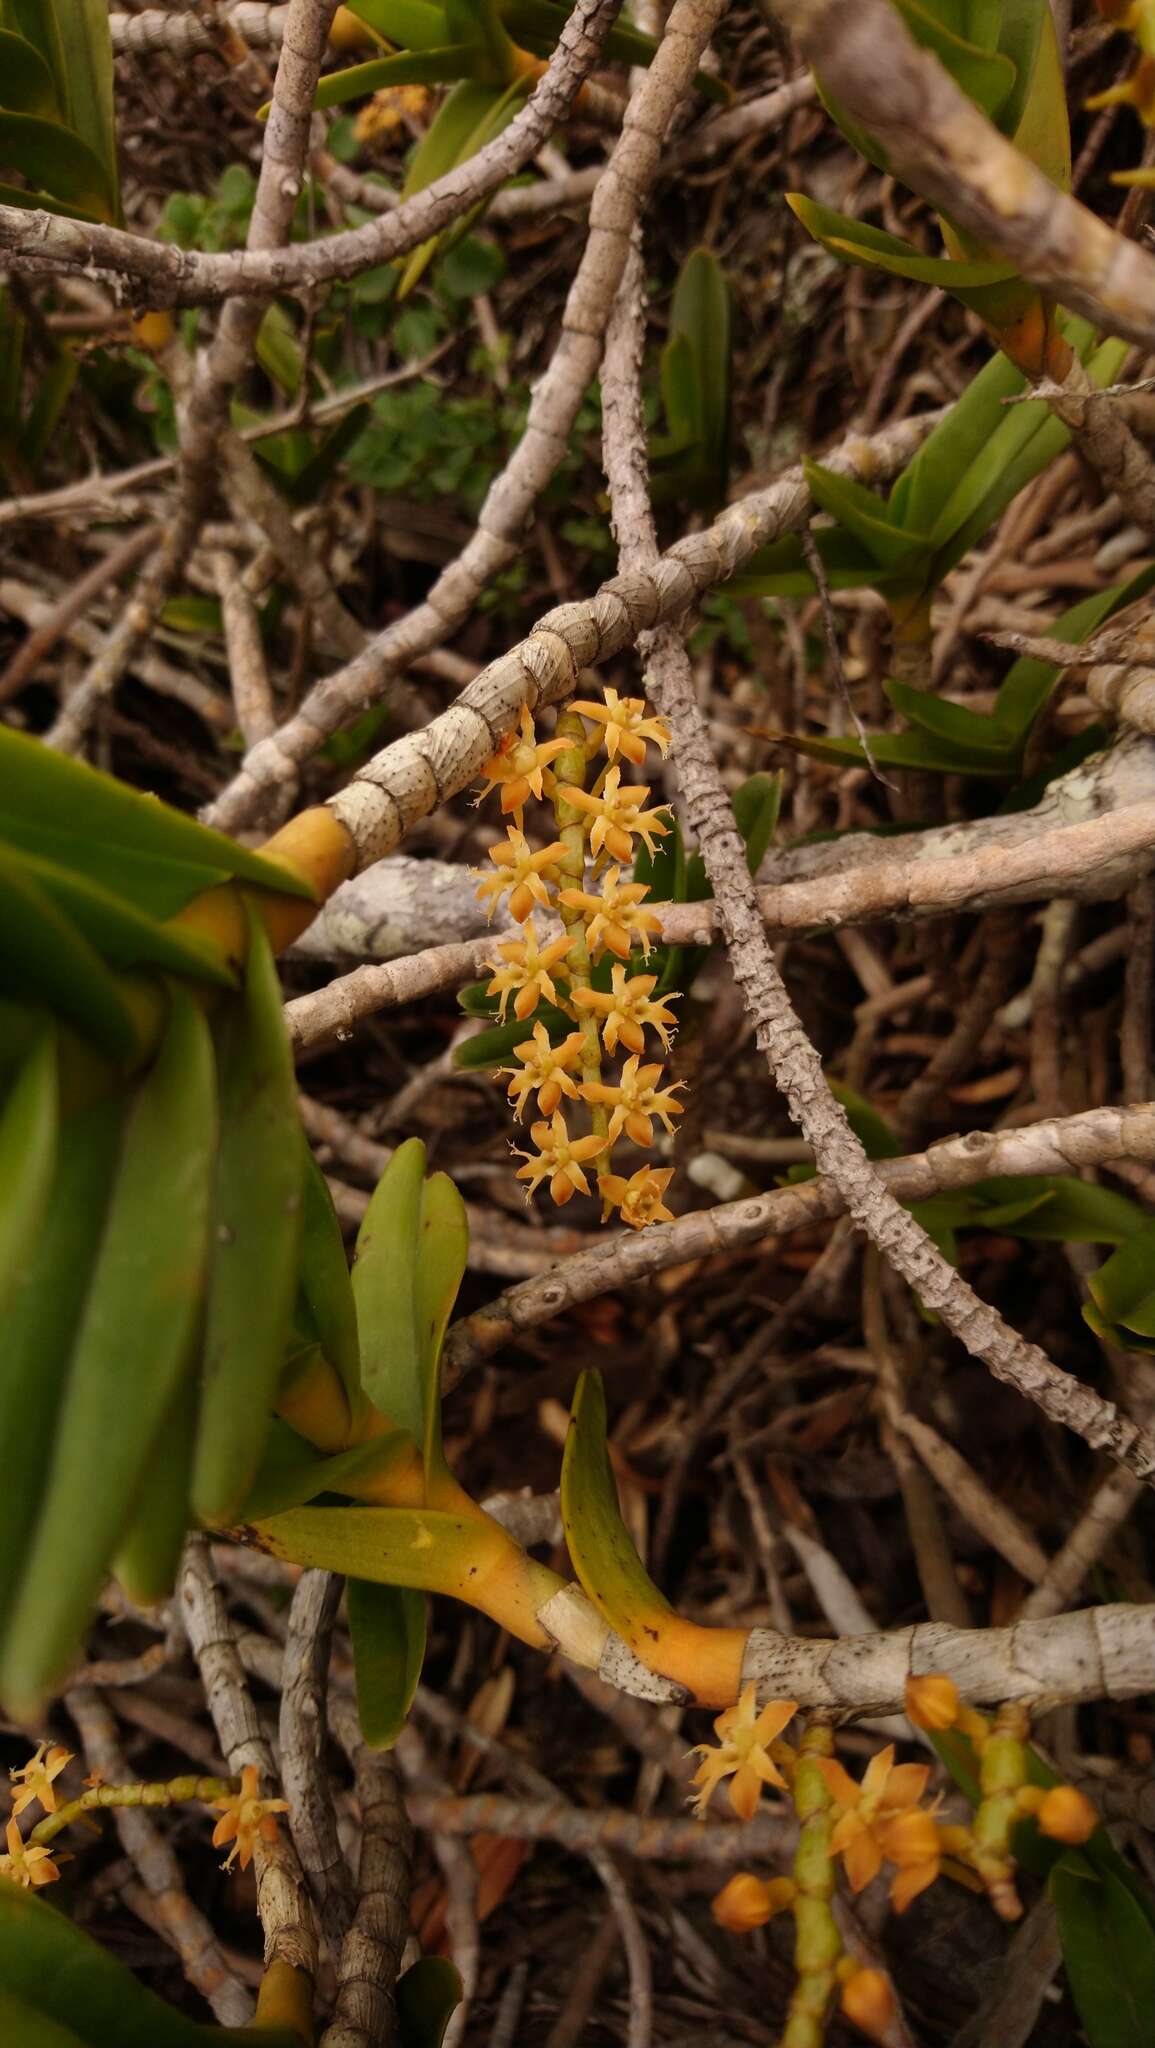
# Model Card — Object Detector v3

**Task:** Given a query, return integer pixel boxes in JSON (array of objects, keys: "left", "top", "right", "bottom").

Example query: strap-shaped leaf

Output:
[
  {"left": 0, "top": 845, "right": 142, "bottom": 1063},
  {"left": 0, "top": 1987, "right": 87, "bottom": 2048},
  {"left": 52, "top": 0, "right": 119, "bottom": 218},
  {"left": 0, "top": 31, "right": 59, "bottom": 116},
  {"left": 414, "top": 1169, "right": 469, "bottom": 1493},
  {"left": 0, "top": 1093, "right": 122, "bottom": 1626},
  {"left": 803, "top": 459, "right": 931, "bottom": 571},
  {"left": 0, "top": 110, "right": 115, "bottom": 219},
  {"left": 193, "top": 907, "right": 304, "bottom": 1525},
  {"left": 0, "top": 1030, "right": 57, "bottom": 1316},
  {"left": 787, "top": 194, "right": 1017, "bottom": 292},
  {"left": 348, "top": 1577, "right": 427, "bottom": 1747},
  {"left": 0, "top": 3, "right": 66, "bottom": 94},
  {"left": 396, "top": 1957, "right": 464, "bottom": 2048},
  {"left": 253, "top": 1503, "right": 552, "bottom": 1640},
  {"left": 1085, "top": 1220, "right": 1155, "bottom": 1347},
  {"left": 353, "top": 1136, "right": 428, "bottom": 1441},
  {"left": 561, "top": 1370, "right": 748, "bottom": 1699},
  {"left": 994, "top": 564, "right": 1155, "bottom": 743},
  {"left": 234, "top": 1416, "right": 424, "bottom": 1519},
  {"left": 9, "top": 843, "right": 236, "bottom": 985},
  {"left": 889, "top": 346, "right": 1027, "bottom": 542},
  {"left": 502, "top": 0, "right": 728, "bottom": 97},
  {"left": 0, "top": 1879, "right": 301, "bottom": 2047},
  {"left": 1050, "top": 1855, "right": 1155, "bottom": 2048},
  {"left": 348, "top": 0, "right": 451, "bottom": 46},
  {"left": 931, "top": 333, "right": 1128, "bottom": 580},
  {"left": 113, "top": 1375, "right": 196, "bottom": 1606},
  {"left": 0, "top": 724, "right": 315, "bottom": 911},
  {"left": 885, "top": 675, "right": 1022, "bottom": 753},
  {"left": 309, "top": 44, "right": 476, "bottom": 114},
  {"left": 300, "top": 1142, "right": 363, "bottom": 1412},
  {"left": 561, "top": 1367, "right": 677, "bottom": 1646},
  {"left": 397, "top": 76, "right": 526, "bottom": 297},
  {"left": 0, "top": 987, "right": 216, "bottom": 1714}
]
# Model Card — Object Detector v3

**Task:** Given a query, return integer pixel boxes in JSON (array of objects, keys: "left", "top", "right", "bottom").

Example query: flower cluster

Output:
[
  {"left": 472, "top": 690, "right": 684, "bottom": 1228},
  {"left": 696, "top": 1673, "right": 1103, "bottom": 2043},
  {"left": 0, "top": 1742, "right": 74, "bottom": 1889}
]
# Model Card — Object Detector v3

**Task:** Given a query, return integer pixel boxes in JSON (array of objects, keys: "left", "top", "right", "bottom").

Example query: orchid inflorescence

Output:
[
  {"left": 0, "top": 1740, "right": 290, "bottom": 1890},
  {"left": 472, "top": 690, "right": 685, "bottom": 1228},
  {"left": 691, "top": 1674, "right": 1101, "bottom": 2044}
]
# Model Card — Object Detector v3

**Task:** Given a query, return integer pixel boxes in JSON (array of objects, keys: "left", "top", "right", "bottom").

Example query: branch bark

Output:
[{"left": 777, "top": 0, "right": 1155, "bottom": 351}]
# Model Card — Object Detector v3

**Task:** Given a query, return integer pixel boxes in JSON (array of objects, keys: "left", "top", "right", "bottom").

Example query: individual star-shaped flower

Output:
[
  {"left": 599, "top": 1164, "right": 677, "bottom": 1229},
  {"left": 815, "top": 1744, "right": 939, "bottom": 1909},
  {"left": 581, "top": 1055, "right": 685, "bottom": 1146},
  {"left": 514, "top": 1109, "right": 606, "bottom": 1205},
  {"left": 474, "top": 706, "right": 570, "bottom": 823},
  {"left": 0, "top": 1818, "right": 61, "bottom": 1889},
  {"left": 474, "top": 827, "right": 569, "bottom": 924},
  {"left": 210, "top": 1765, "right": 290, "bottom": 1874},
  {"left": 10, "top": 1741, "right": 73, "bottom": 1818},
  {"left": 559, "top": 866, "right": 662, "bottom": 961},
  {"left": 571, "top": 962, "right": 679, "bottom": 1056},
  {"left": 689, "top": 1686, "right": 798, "bottom": 1822},
  {"left": 570, "top": 689, "right": 671, "bottom": 765},
  {"left": 501, "top": 1021, "right": 587, "bottom": 1120},
  {"left": 555, "top": 766, "right": 670, "bottom": 865},
  {"left": 485, "top": 921, "right": 573, "bottom": 1022}
]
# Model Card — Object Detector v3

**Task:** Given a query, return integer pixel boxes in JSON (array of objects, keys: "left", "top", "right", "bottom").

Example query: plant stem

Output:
[{"left": 781, "top": 1723, "right": 843, "bottom": 2048}]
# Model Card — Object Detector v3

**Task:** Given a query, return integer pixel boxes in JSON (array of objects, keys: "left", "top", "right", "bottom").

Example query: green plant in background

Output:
[
  {"left": 0, "top": 285, "right": 77, "bottom": 491},
  {"left": 729, "top": 328, "right": 1149, "bottom": 777},
  {"left": 776, "top": 0, "right": 1134, "bottom": 716},
  {"left": 798, "top": 0, "right": 1071, "bottom": 380},
  {"left": 0, "top": 0, "right": 119, "bottom": 222},
  {"left": 301, "top": 0, "right": 724, "bottom": 298},
  {"left": 650, "top": 246, "right": 733, "bottom": 513}
]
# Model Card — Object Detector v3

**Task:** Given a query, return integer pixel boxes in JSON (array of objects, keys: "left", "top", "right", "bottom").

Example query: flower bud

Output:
[
  {"left": 904, "top": 1673, "right": 960, "bottom": 1732},
  {"left": 711, "top": 1871, "right": 794, "bottom": 1932},
  {"left": 1036, "top": 1785, "right": 1098, "bottom": 1845},
  {"left": 840, "top": 1966, "right": 896, "bottom": 2041}
]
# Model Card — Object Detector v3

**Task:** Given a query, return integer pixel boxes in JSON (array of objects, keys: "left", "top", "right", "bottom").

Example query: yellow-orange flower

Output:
[
  {"left": 571, "top": 963, "right": 679, "bottom": 1056},
  {"left": 840, "top": 1965, "right": 897, "bottom": 2042},
  {"left": 904, "top": 1673, "right": 960, "bottom": 1732},
  {"left": 485, "top": 921, "right": 573, "bottom": 1021},
  {"left": 816, "top": 1745, "right": 938, "bottom": 1909},
  {"left": 514, "top": 1110, "right": 606, "bottom": 1205},
  {"left": 581, "top": 1056, "right": 685, "bottom": 1146},
  {"left": 474, "top": 827, "right": 569, "bottom": 924},
  {"left": 599, "top": 1164, "right": 676, "bottom": 1229},
  {"left": 711, "top": 1870, "right": 796, "bottom": 1932},
  {"left": 0, "top": 1818, "right": 60, "bottom": 1889},
  {"left": 689, "top": 1686, "right": 798, "bottom": 1822},
  {"left": 570, "top": 689, "right": 671, "bottom": 765},
  {"left": 474, "top": 706, "right": 569, "bottom": 822},
  {"left": 10, "top": 1742, "right": 72, "bottom": 1819},
  {"left": 501, "top": 1022, "right": 586, "bottom": 1120},
  {"left": 559, "top": 866, "right": 663, "bottom": 960},
  {"left": 556, "top": 766, "right": 670, "bottom": 864},
  {"left": 1036, "top": 1785, "right": 1097, "bottom": 1845},
  {"left": 210, "top": 1765, "right": 289, "bottom": 1874}
]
